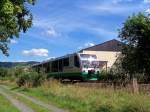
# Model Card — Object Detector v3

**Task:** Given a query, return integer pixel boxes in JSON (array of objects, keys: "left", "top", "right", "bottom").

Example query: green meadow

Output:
[{"left": 9, "top": 80, "right": 150, "bottom": 112}]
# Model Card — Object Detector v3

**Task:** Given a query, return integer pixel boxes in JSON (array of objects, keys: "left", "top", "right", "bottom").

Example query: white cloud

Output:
[
  {"left": 32, "top": 11, "right": 116, "bottom": 41},
  {"left": 22, "top": 48, "right": 49, "bottom": 57},
  {"left": 33, "top": 20, "right": 50, "bottom": 28},
  {"left": 84, "top": 42, "right": 95, "bottom": 47},
  {"left": 44, "top": 27, "right": 58, "bottom": 37},
  {"left": 33, "top": 19, "right": 57, "bottom": 29},
  {"left": 144, "top": 0, "right": 150, "bottom": 3},
  {"left": 146, "top": 8, "right": 150, "bottom": 13},
  {"left": 46, "top": 57, "right": 56, "bottom": 60},
  {"left": 77, "top": 46, "right": 83, "bottom": 50},
  {"left": 33, "top": 20, "right": 59, "bottom": 38},
  {"left": 10, "top": 39, "right": 18, "bottom": 44},
  {"left": 78, "top": 42, "right": 95, "bottom": 50}
]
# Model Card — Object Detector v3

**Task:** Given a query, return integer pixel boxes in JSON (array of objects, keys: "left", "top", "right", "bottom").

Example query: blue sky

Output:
[{"left": 0, "top": 0, "right": 150, "bottom": 62}]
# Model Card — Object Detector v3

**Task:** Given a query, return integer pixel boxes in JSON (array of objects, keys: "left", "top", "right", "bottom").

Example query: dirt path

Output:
[
  {"left": 0, "top": 87, "right": 34, "bottom": 112},
  {"left": 1, "top": 85, "right": 68, "bottom": 112}
]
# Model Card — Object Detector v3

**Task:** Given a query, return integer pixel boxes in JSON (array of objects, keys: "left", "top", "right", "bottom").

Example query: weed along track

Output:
[
  {"left": 0, "top": 85, "right": 68, "bottom": 112},
  {"left": 0, "top": 86, "right": 34, "bottom": 112},
  {"left": 0, "top": 82, "right": 150, "bottom": 112}
]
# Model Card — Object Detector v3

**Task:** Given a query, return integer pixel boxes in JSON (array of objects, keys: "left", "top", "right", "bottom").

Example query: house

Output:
[{"left": 80, "top": 39, "right": 122, "bottom": 70}]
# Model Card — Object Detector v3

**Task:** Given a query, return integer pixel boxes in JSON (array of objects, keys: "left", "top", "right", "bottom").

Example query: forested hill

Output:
[{"left": 0, "top": 61, "right": 39, "bottom": 68}]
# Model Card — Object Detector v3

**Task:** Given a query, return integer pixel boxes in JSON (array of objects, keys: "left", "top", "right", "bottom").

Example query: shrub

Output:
[
  {"left": 98, "top": 70, "right": 130, "bottom": 87},
  {"left": 32, "top": 71, "right": 46, "bottom": 87},
  {"left": 0, "top": 68, "right": 8, "bottom": 77},
  {"left": 16, "top": 72, "right": 29, "bottom": 87},
  {"left": 98, "top": 70, "right": 119, "bottom": 82},
  {"left": 16, "top": 70, "right": 46, "bottom": 87},
  {"left": 14, "top": 67, "right": 25, "bottom": 77}
]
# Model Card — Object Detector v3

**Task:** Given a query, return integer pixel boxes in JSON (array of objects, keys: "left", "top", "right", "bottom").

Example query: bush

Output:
[
  {"left": 14, "top": 67, "right": 25, "bottom": 77},
  {"left": 16, "top": 70, "right": 46, "bottom": 87},
  {"left": 98, "top": 70, "right": 120, "bottom": 82},
  {"left": 0, "top": 68, "right": 8, "bottom": 77},
  {"left": 98, "top": 70, "right": 129, "bottom": 87},
  {"left": 0, "top": 67, "right": 25, "bottom": 80}
]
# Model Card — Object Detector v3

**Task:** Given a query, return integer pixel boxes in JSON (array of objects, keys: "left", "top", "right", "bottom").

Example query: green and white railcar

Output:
[{"left": 32, "top": 53, "right": 101, "bottom": 81}]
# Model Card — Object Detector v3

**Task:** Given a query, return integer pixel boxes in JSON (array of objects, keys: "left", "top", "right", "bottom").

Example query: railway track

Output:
[
  {"left": 74, "top": 82, "right": 114, "bottom": 88},
  {"left": 60, "top": 80, "right": 114, "bottom": 88}
]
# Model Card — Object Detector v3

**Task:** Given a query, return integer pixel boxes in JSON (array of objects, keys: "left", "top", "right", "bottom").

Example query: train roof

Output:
[
  {"left": 32, "top": 53, "right": 98, "bottom": 67},
  {"left": 32, "top": 53, "right": 78, "bottom": 67}
]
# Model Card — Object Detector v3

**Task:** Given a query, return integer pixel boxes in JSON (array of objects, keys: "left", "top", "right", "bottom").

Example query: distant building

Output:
[{"left": 79, "top": 39, "right": 122, "bottom": 70}]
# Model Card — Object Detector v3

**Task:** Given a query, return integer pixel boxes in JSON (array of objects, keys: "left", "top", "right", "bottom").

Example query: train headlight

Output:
[
  {"left": 81, "top": 68, "right": 86, "bottom": 72},
  {"left": 82, "top": 70, "right": 85, "bottom": 72}
]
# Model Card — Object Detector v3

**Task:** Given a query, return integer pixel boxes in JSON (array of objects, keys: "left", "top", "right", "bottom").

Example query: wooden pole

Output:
[{"left": 132, "top": 78, "right": 139, "bottom": 94}]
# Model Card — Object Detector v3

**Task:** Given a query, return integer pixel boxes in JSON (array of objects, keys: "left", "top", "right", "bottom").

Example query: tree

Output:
[
  {"left": 119, "top": 13, "right": 150, "bottom": 81},
  {"left": 0, "top": 0, "right": 35, "bottom": 56}
]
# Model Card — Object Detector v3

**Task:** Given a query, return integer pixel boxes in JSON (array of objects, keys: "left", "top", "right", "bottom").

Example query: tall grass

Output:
[{"left": 26, "top": 80, "right": 150, "bottom": 112}]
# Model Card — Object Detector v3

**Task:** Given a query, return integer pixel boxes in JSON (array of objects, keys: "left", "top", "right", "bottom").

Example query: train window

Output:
[
  {"left": 80, "top": 54, "right": 97, "bottom": 59},
  {"left": 74, "top": 55, "right": 80, "bottom": 67},
  {"left": 58, "top": 59, "right": 63, "bottom": 71},
  {"left": 51, "top": 60, "right": 59, "bottom": 72},
  {"left": 43, "top": 63, "right": 47, "bottom": 73},
  {"left": 46, "top": 62, "right": 50, "bottom": 73},
  {"left": 63, "top": 58, "right": 69, "bottom": 66}
]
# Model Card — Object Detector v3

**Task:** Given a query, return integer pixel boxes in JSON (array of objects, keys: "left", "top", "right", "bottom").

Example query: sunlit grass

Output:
[
  {"left": 0, "top": 94, "right": 20, "bottom": 112},
  {"left": 0, "top": 86, "right": 51, "bottom": 112},
  {"left": 13, "top": 80, "right": 150, "bottom": 112}
]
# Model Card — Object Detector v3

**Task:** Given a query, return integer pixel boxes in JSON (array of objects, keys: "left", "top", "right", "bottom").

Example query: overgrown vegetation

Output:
[
  {"left": 12, "top": 80, "right": 150, "bottom": 112},
  {"left": 0, "top": 66, "right": 149, "bottom": 112},
  {"left": 0, "top": 67, "right": 47, "bottom": 87},
  {"left": 16, "top": 70, "right": 46, "bottom": 87},
  {"left": 119, "top": 13, "right": 150, "bottom": 82},
  {"left": 98, "top": 13, "right": 150, "bottom": 84}
]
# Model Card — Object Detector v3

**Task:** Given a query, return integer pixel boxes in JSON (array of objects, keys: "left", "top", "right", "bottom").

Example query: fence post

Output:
[{"left": 132, "top": 78, "right": 139, "bottom": 94}]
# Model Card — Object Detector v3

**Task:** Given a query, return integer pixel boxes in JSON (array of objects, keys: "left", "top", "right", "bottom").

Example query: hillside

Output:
[{"left": 0, "top": 61, "right": 39, "bottom": 68}]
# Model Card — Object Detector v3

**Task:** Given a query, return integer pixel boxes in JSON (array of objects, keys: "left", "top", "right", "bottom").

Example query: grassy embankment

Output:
[
  {"left": 2, "top": 87, "right": 50, "bottom": 112},
  {"left": 6, "top": 80, "right": 150, "bottom": 112},
  {"left": 0, "top": 94, "right": 19, "bottom": 112},
  {"left": 0, "top": 80, "right": 51, "bottom": 112}
]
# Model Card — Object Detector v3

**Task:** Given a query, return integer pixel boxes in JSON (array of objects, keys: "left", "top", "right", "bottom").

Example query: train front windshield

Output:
[
  {"left": 79, "top": 54, "right": 100, "bottom": 68},
  {"left": 80, "top": 54, "right": 97, "bottom": 59},
  {"left": 81, "top": 60, "right": 99, "bottom": 68}
]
